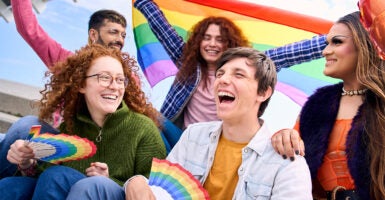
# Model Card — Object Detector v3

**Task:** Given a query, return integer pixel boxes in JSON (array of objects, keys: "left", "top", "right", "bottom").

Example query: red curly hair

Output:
[{"left": 38, "top": 44, "right": 160, "bottom": 132}]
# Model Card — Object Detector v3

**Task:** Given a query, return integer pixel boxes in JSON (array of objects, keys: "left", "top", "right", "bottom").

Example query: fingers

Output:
[
  {"left": 86, "top": 162, "right": 109, "bottom": 177},
  {"left": 7, "top": 140, "right": 34, "bottom": 165},
  {"left": 271, "top": 131, "right": 285, "bottom": 157},
  {"left": 271, "top": 129, "right": 304, "bottom": 161},
  {"left": 299, "top": 139, "right": 305, "bottom": 156}
]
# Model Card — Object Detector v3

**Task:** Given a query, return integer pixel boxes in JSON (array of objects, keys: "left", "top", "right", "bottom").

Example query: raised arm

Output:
[
  {"left": 134, "top": 0, "right": 184, "bottom": 65},
  {"left": 264, "top": 34, "right": 327, "bottom": 71},
  {"left": 11, "top": 0, "right": 73, "bottom": 68}
]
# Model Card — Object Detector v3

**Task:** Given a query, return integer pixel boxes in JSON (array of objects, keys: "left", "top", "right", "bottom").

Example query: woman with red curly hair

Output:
[{"left": 0, "top": 44, "right": 166, "bottom": 200}]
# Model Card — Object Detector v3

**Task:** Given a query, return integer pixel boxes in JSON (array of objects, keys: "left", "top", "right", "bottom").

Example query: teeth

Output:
[
  {"left": 102, "top": 95, "right": 117, "bottom": 100},
  {"left": 206, "top": 50, "right": 218, "bottom": 54},
  {"left": 218, "top": 91, "right": 234, "bottom": 98}
]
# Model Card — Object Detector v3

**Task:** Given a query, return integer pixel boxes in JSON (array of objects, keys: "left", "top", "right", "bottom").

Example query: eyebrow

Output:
[{"left": 331, "top": 35, "right": 351, "bottom": 39}]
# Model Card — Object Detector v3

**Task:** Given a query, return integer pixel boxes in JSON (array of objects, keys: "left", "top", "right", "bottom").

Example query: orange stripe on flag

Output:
[{"left": 185, "top": 0, "right": 333, "bottom": 34}]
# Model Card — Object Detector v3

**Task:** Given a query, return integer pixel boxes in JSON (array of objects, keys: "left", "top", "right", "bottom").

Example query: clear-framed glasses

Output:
[{"left": 85, "top": 73, "right": 128, "bottom": 89}]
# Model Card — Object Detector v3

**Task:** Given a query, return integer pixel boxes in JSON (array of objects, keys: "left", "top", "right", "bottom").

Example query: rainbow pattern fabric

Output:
[
  {"left": 133, "top": 0, "right": 340, "bottom": 106},
  {"left": 26, "top": 125, "right": 97, "bottom": 164},
  {"left": 148, "top": 158, "right": 210, "bottom": 199}
]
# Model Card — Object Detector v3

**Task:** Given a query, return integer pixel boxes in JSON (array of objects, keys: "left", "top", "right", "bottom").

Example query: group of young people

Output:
[{"left": 0, "top": 0, "right": 385, "bottom": 199}]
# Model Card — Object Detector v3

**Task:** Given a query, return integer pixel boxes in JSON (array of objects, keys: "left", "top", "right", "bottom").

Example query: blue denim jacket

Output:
[
  {"left": 167, "top": 121, "right": 312, "bottom": 199},
  {"left": 135, "top": 0, "right": 327, "bottom": 124}
]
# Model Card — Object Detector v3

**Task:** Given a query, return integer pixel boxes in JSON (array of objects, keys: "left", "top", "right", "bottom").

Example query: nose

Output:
[
  {"left": 116, "top": 35, "right": 124, "bottom": 44},
  {"left": 209, "top": 38, "right": 217, "bottom": 46},
  {"left": 322, "top": 44, "right": 331, "bottom": 56},
  {"left": 218, "top": 74, "right": 231, "bottom": 84}
]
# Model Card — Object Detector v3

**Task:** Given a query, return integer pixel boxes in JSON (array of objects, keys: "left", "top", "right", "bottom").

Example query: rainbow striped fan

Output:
[
  {"left": 148, "top": 158, "right": 210, "bottom": 200},
  {"left": 26, "top": 125, "right": 97, "bottom": 164}
]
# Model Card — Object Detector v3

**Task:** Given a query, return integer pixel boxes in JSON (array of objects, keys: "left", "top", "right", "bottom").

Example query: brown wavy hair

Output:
[
  {"left": 339, "top": 12, "right": 385, "bottom": 199},
  {"left": 38, "top": 44, "right": 160, "bottom": 132},
  {"left": 177, "top": 16, "right": 250, "bottom": 88}
]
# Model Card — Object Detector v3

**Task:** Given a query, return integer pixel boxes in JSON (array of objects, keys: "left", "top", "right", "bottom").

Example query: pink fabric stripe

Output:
[
  {"left": 144, "top": 60, "right": 178, "bottom": 87},
  {"left": 275, "top": 82, "right": 309, "bottom": 106}
]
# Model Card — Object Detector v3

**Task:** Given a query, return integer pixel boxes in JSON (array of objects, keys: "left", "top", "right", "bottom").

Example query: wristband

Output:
[{"left": 17, "top": 160, "right": 37, "bottom": 177}]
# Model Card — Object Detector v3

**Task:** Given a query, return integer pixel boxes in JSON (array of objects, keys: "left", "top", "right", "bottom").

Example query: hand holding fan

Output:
[
  {"left": 26, "top": 125, "right": 97, "bottom": 164},
  {"left": 148, "top": 158, "right": 210, "bottom": 200}
]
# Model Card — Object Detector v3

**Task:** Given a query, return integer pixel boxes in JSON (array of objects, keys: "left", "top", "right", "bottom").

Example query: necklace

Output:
[{"left": 341, "top": 87, "right": 367, "bottom": 96}]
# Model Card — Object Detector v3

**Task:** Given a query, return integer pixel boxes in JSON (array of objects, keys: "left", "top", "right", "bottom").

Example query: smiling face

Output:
[
  {"left": 214, "top": 57, "right": 269, "bottom": 122},
  {"left": 200, "top": 24, "right": 225, "bottom": 69},
  {"left": 89, "top": 21, "right": 126, "bottom": 50},
  {"left": 80, "top": 56, "right": 125, "bottom": 123},
  {"left": 322, "top": 23, "right": 358, "bottom": 81}
]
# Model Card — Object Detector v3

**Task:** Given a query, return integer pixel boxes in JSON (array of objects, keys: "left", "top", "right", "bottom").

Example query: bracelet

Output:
[{"left": 17, "top": 160, "right": 37, "bottom": 177}]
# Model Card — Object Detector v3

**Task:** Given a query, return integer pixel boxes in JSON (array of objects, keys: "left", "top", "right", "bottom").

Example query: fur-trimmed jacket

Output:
[{"left": 299, "top": 83, "right": 370, "bottom": 199}]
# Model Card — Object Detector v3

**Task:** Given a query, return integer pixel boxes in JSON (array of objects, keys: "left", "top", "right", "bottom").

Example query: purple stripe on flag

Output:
[
  {"left": 275, "top": 81, "right": 308, "bottom": 106},
  {"left": 144, "top": 60, "right": 178, "bottom": 87}
]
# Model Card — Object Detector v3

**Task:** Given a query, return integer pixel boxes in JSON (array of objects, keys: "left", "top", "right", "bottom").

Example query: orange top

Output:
[
  {"left": 296, "top": 119, "right": 355, "bottom": 190},
  {"left": 317, "top": 119, "right": 356, "bottom": 190}
]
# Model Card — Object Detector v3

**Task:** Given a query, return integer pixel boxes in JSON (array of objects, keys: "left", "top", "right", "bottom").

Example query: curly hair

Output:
[
  {"left": 177, "top": 16, "right": 250, "bottom": 88},
  {"left": 338, "top": 11, "right": 385, "bottom": 199},
  {"left": 38, "top": 44, "right": 160, "bottom": 132}
]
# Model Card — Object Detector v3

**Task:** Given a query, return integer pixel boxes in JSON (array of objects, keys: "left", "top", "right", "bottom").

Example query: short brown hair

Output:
[{"left": 216, "top": 47, "right": 277, "bottom": 117}]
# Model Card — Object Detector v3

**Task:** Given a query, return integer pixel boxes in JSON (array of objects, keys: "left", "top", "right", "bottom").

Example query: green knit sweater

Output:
[{"left": 58, "top": 102, "right": 166, "bottom": 186}]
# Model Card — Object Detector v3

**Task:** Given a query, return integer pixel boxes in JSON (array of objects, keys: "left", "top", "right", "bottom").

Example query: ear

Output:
[
  {"left": 79, "top": 86, "right": 86, "bottom": 94},
  {"left": 88, "top": 29, "right": 98, "bottom": 44},
  {"left": 256, "top": 86, "right": 273, "bottom": 103}
]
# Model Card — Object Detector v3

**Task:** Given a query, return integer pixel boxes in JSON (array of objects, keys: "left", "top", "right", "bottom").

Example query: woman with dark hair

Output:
[
  {"left": 0, "top": 44, "right": 166, "bottom": 200},
  {"left": 272, "top": 11, "right": 385, "bottom": 199}
]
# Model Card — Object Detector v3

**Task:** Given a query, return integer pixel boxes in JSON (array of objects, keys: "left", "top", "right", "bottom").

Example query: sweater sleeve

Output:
[
  {"left": 134, "top": 121, "right": 167, "bottom": 178},
  {"left": 11, "top": 0, "right": 73, "bottom": 69},
  {"left": 264, "top": 34, "right": 327, "bottom": 72},
  {"left": 134, "top": 0, "right": 184, "bottom": 66}
]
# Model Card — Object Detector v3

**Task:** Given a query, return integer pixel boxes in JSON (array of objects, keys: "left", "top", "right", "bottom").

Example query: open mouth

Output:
[
  {"left": 102, "top": 94, "right": 118, "bottom": 100},
  {"left": 205, "top": 49, "right": 220, "bottom": 56},
  {"left": 218, "top": 91, "right": 235, "bottom": 103}
]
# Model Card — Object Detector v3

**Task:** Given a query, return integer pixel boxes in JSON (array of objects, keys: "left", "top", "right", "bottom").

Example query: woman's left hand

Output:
[{"left": 86, "top": 162, "right": 109, "bottom": 177}]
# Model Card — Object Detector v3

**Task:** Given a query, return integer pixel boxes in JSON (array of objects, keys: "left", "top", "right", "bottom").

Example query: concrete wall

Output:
[{"left": 0, "top": 79, "right": 41, "bottom": 133}]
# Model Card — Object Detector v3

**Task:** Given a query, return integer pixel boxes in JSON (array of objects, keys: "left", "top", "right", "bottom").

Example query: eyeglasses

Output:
[{"left": 85, "top": 73, "right": 128, "bottom": 89}]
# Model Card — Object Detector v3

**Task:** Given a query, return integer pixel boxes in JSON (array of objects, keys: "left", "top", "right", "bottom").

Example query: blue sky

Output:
[{"left": 0, "top": 0, "right": 136, "bottom": 87}]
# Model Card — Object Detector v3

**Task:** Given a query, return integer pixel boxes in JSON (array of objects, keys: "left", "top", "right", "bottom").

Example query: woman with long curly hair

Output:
[
  {"left": 134, "top": 0, "right": 328, "bottom": 148},
  {"left": 272, "top": 11, "right": 385, "bottom": 199},
  {"left": 0, "top": 44, "right": 166, "bottom": 200}
]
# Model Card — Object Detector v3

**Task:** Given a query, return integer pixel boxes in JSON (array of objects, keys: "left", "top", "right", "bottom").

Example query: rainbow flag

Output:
[{"left": 132, "top": 0, "right": 340, "bottom": 106}]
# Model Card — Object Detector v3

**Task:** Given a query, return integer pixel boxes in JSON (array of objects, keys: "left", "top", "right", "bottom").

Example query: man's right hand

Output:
[{"left": 125, "top": 175, "right": 156, "bottom": 200}]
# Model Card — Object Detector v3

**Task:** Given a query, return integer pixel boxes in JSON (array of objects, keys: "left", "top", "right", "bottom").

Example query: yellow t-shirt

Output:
[{"left": 203, "top": 135, "right": 247, "bottom": 200}]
